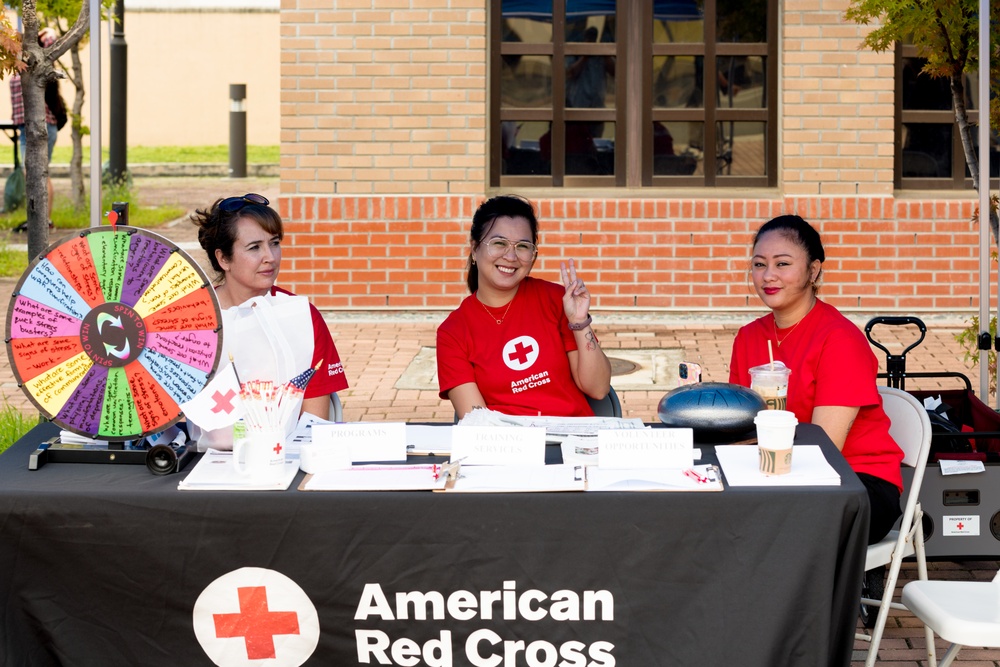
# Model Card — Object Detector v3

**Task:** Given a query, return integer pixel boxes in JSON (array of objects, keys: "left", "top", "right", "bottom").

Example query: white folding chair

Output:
[
  {"left": 901, "top": 566, "right": 1000, "bottom": 667},
  {"left": 328, "top": 393, "right": 343, "bottom": 422},
  {"left": 856, "top": 386, "right": 936, "bottom": 666}
]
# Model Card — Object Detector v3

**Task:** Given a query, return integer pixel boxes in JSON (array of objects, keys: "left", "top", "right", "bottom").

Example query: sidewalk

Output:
[{"left": 2, "top": 175, "right": 998, "bottom": 665}]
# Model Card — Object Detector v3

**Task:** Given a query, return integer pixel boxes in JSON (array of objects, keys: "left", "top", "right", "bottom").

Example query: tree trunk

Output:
[
  {"left": 950, "top": 70, "right": 1000, "bottom": 245},
  {"left": 69, "top": 43, "right": 85, "bottom": 210},
  {"left": 21, "top": 3, "right": 52, "bottom": 261}
]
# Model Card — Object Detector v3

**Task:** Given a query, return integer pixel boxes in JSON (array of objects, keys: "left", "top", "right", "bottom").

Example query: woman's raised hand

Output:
[{"left": 560, "top": 259, "right": 591, "bottom": 325}]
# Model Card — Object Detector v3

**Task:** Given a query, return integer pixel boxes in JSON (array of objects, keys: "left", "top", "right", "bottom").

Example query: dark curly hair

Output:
[{"left": 192, "top": 198, "right": 284, "bottom": 281}]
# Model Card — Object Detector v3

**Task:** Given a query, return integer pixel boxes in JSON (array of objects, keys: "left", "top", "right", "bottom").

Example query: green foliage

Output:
[
  {"left": 0, "top": 402, "right": 39, "bottom": 454},
  {"left": 845, "top": 0, "right": 999, "bottom": 133},
  {"left": 0, "top": 242, "right": 28, "bottom": 277},
  {"left": 49, "top": 145, "right": 280, "bottom": 165},
  {"left": 956, "top": 314, "right": 997, "bottom": 397}
]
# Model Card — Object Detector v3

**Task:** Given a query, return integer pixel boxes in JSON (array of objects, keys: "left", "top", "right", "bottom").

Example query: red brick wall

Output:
[{"left": 279, "top": 194, "right": 987, "bottom": 314}]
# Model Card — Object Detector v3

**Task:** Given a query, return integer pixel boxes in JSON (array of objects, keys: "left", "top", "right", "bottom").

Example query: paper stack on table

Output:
[
  {"left": 458, "top": 407, "right": 645, "bottom": 442},
  {"left": 715, "top": 445, "right": 841, "bottom": 486},
  {"left": 178, "top": 449, "right": 299, "bottom": 491}
]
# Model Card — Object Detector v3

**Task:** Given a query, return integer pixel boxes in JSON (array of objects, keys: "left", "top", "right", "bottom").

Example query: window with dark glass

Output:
[
  {"left": 897, "top": 44, "right": 998, "bottom": 188},
  {"left": 491, "top": 0, "right": 777, "bottom": 188}
]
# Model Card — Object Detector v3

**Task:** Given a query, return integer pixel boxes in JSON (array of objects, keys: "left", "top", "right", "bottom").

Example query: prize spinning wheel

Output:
[{"left": 5, "top": 226, "right": 223, "bottom": 441}]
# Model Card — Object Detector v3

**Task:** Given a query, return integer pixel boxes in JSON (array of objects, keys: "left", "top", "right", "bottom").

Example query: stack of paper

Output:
[
  {"left": 302, "top": 464, "right": 448, "bottom": 491},
  {"left": 444, "top": 464, "right": 586, "bottom": 493},
  {"left": 585, "top": 465, "right": 722, "bottom": 492},
  {"left": 458, "top": 407, "right": 646, "bottom": 442},
  {"left": 715, "top": 445, "right": 841, "bottom": 486},
  {"left": 178, "top": 449, "right": 299, "bottom": 491}
]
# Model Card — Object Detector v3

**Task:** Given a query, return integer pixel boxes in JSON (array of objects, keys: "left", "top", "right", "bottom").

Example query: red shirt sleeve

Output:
[{"left": 304, "top": 302, "right": 349, "bottom": 399}]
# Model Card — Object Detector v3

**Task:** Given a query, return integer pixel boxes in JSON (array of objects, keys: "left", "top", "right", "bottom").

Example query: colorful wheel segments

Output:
[{"left": 6, "top": 227, "right": 223, "bottom": 441}]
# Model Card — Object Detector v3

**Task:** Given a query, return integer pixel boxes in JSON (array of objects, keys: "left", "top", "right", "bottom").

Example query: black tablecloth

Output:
[{"left": 0, "top": 422, "right": 868, "bottom": 667}]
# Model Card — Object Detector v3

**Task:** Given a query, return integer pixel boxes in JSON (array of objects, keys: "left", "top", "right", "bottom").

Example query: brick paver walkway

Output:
[{"left": 2, "top": 176, "right": 997, "bottom": 666}]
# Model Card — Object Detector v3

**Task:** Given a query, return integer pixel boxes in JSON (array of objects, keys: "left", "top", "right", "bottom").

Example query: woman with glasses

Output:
[
  {"left": 437, "top": 195, "right": 611, "bottom": 418},
  {"left": 188, "top": 194, "right": 349, "bottom": 449}
]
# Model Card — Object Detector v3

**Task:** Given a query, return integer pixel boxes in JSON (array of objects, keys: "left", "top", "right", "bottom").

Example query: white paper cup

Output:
[
  {"left": 754, "top": 409, "right": 797, "bottom": 475},
  {"left": 233, "top": 428, "right": 287, "bottom": 484}
]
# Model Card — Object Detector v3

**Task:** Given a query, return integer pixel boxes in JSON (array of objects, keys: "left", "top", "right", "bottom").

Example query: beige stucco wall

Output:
[{"left": 0, "top": 9, "right": 279, "bottom": 147}]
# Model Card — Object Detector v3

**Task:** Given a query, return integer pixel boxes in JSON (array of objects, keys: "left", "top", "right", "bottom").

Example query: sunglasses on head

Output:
[{"left": 219, "top": 193, "right": 269, "bottom": 212}]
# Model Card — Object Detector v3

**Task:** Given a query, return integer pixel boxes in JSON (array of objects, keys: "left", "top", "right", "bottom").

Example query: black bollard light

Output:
[{"left": 229, "top": 84, "right": 247, "bottom": 178}]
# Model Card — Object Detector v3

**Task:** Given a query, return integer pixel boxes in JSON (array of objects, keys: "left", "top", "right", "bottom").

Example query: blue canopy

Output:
[{"left": 502, "top": 0, "right": 702, "bottom": 21}]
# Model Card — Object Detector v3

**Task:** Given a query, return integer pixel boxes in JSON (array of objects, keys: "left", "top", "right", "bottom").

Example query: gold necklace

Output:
[
  {"left": 479, "top": 297, "right": 514, "bottom": 325},
  {"left": 773, "top": 317, "right": 803, "bottom": 347}
]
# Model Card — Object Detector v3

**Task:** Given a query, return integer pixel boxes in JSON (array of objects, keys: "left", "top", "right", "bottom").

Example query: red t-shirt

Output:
[
  {"left": 437, "top": 277, "right": 594, "bottom": 417},
  {"left": 272, "top": 286, "right": 349, "bottom": 399},
  {"left": 729, "top": 299, "right": 903, "bottom": 491}
]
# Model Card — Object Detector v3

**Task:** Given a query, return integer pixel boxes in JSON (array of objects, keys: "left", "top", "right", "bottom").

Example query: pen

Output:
[{"left": 683, "top": 468, "right": 709, "bottom": 484}]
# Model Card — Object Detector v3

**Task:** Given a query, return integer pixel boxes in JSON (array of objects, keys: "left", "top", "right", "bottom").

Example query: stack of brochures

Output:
[
  {"left": 715, "top": 445, "right": 840, "bottom": 486},
  {"left": 178, "top": 449, "right": 299, "bottom": 491}
]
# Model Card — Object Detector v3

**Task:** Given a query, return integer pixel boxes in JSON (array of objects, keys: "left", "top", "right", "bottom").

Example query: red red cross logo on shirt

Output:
[
  {"left": 210, "top": 389, "right": 237, "bottom": 414},
  {"left": 503, "top": 335, "right": 540, "bottom": 371},
  {"left": 508, "top": 340, "right": 535, "bottom": 365},
  {"left": 213, "top": 586, "right": 300, "bottom": 660},
  {"left": 273, "top": 442, "right": 283, "bottom": 456}
]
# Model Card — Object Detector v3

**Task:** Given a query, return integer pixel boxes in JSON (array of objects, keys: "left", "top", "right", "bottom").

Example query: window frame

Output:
[
  {"left": 489, "top": 0, "right": 778, "bottom": 189},
  {"left": 895, "top": 43, "right": 991, "bottom": 190}
]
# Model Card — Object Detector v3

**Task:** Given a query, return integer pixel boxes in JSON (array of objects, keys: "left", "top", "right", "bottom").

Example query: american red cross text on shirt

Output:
[
  {"left": 508, "top": 341, "right": 535, "bottom": 365},
  {"left": 213, "top": 586, "right": 300, "bottom": 660},
  {"left": 211, "top": 389, "right": 238, "bottom": 414}
]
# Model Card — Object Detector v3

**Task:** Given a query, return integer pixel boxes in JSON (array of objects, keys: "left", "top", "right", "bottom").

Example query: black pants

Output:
[{"left": 858, "top": 472, "right": 903, "bottom": 545}]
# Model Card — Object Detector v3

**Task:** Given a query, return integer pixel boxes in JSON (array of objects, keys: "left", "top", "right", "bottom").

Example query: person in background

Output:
[
  {"left": 437, "top": 194, "right": 611, "bottom": 418},
  {"left": 189, "top": 193, "right": 349, "bottom": 448},
  {"left": 10, "top": 26, "right": 66, "bottom": 227},
  {"left": 729, "top": 214, "right": 904, "bottom": 545}
]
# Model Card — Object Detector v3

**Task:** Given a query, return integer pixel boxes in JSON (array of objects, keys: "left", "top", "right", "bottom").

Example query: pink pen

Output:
[{"left": 684, "top": 468, "right": 708, "bottom": 483}]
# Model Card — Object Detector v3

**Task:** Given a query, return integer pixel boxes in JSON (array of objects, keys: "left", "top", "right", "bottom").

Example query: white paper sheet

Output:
[
  {"left": 178, "top": 449, "right": 299, "bottom": 491},
  {"left": 939, "top": 459, "right": 987, "bottom": 475},
  {"left": 303, "top": 464, "right": 449, "bottom": 491},
  {"left": 406, "top": 424, "right": 453, "bottom": 456},
  {"left": 715, "top": 445, "right": 841, "bottom": 486},
  {"left": 586, "top": 464, "right": 722, "bottom": 492},
  {"left": 457, "top": 408, "right": 646, "bottom": 442},
  {"left": 444, "top": 464, "right": 586, "bottom": 493}
]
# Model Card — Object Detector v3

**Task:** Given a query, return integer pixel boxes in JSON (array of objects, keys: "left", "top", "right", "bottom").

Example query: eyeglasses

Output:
[
  {"left": 219, "top": 193, "right": 270, "bottom": 212},
  {"left": 482, "top": 236, "right": 537, "bottom": 262}
]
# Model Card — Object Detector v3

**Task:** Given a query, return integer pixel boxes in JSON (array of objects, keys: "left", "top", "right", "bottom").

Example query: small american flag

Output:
[{"left": 287, "top": 366, "right": 317, "bottom": 392}]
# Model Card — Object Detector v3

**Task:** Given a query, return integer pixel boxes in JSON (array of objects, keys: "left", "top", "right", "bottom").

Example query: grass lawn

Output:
[
  {"left": 50, "top": 145, "right": 279, "bottom": 165},
  {"left": 0, "top": 403, "right": 39, "bottom": 453}
]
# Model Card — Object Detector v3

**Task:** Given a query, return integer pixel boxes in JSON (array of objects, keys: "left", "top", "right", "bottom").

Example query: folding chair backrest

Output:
[{"left": 878, "top": 386, "right": 933, "bottom": 523}]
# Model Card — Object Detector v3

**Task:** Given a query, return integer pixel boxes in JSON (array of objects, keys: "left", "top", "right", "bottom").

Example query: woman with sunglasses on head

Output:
[
  {"left": 729, "top": 214, "right": 903, "bottom": 545},
  {"left": 437, "top": 195, "right": 611, "bottom": 418},
  {"left": 189, "top": 194, "right": 349, "bottom": 449}
]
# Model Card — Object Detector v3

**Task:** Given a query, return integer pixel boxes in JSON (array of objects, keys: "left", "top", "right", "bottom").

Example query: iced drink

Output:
[{"left": 750, "top": 361, "right": 790, "bottom": 411}]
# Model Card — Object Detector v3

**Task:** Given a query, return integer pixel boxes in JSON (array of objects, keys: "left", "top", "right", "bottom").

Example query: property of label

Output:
[{"left": 942, "top": 515, "right": 980, "bottom": 536}]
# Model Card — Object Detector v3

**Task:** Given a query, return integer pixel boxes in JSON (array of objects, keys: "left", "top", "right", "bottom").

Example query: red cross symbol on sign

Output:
[
  {"left": 273, "top": 442, "right": 283, "bottom": 456},
  {"left": 213, "top": 586, "right": 300, "bottom": 660},
  {"left": 957, "top": 522, "right": 965, "bottom": 531},
  {"left": 508, "top": 340, "right": 535, "bottom": 365},
  {"left": 210, "top": 389, "right": 238, "bottom": 414}
]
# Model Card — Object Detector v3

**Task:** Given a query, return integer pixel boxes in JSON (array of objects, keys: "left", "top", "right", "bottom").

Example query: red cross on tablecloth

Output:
[{"left": 213, "top": 586, "right": 300, "bottom": 660}]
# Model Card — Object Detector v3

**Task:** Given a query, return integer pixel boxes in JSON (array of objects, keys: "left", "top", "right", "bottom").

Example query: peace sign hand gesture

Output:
[{"left": 560, "top": 259, "right": 591, "bottom": 327}]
